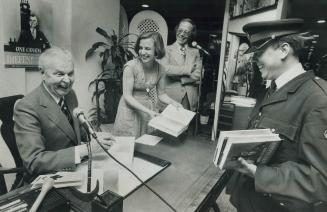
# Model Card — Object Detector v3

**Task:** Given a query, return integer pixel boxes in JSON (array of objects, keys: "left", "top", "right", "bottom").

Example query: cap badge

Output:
[{"left": 324, "top": 130, "right": 327, "bottom": 139}]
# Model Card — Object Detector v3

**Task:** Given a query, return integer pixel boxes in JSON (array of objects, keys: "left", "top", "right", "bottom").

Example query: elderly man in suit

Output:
[
  {"left": 227, "top": 19, "right": 327, "bottom": 212},
  {"left": 14, "top": 47, "right": 114, "bottom": 180},
  {"left": 161, "top": 18, "right": 203, "bottom": 111}
]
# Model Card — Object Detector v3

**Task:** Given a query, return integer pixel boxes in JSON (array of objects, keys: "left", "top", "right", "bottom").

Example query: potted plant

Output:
[{"left": 85, "top": 27, "right": 137, "bottom": 129}]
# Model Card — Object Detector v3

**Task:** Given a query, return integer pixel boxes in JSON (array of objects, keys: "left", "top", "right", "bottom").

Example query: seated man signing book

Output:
[
  {"left": 14, "top": 47, "right": 115, "bottom": 182},
  {"left": 226, "top": 19, "right": 327, "bottom": 212}
]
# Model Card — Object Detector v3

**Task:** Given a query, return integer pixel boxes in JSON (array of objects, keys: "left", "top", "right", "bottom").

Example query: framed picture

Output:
[
  {"left": 2, "top": 0, "right": 52, "bottom": 69},
  {"left": 230, "top": 0, "right": 278, "bottom": 18}
]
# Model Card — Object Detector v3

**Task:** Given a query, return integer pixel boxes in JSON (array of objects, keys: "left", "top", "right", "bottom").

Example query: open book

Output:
[
  {"left": 31, "top": 171, "right": 83, "bottom": 188},
  {"left": 148, "top": 104, "right": 195, "bottom": 137},
  {"left": 213, "top": 129, "right": 281, "bottom": 170}
]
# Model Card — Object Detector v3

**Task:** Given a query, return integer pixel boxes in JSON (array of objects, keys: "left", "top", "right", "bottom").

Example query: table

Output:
[
  {"left": 124, "top": 135, "right": 224, "bottom": 212},
  {"left": 0, "top": 135, "right": 226, "bottom": 212},
  {"left": 0, "top": 151, "right": 171, "bottom": 212}
]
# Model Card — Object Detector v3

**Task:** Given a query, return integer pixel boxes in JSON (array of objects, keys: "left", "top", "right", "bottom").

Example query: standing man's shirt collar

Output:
[
  {"left": 274, "top": 62, "right": 306, "bottom": 90},
  {"left": 42, "top": 82, "right": 61, "bottom": 104}
]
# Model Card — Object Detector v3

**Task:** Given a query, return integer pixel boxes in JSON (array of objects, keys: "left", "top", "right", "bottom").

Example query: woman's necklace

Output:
[
  {"left": 144, "top": 63, "right": 159, "bottom": 92},
  {"left": 143, "top": 63, "right": 159, "bottom": 104}
]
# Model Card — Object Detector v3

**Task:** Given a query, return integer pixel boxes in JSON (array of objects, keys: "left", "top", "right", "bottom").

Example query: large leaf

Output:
[
  {"left": 96, "top": 27, "right": 111, "bottom": 41},
  {"left": 92, "top": 42, "right": 107, "bottom": 49},
  {"left": 85, "top": 47, "right": 96, "bottom": 60},
  {"left": 91, "top": 88, "right": 106, "bottom": 102},
  {"left": 85, "top": 42, "right": 108, "bottom": 60},
  {"left": 118, "top": 33, "right": 139, "bottom": 43},
  {"left": 102, "top": 49, "right": 110, "bottom": 71}
]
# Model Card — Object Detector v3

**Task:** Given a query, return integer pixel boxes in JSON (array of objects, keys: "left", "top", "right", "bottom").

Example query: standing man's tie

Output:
[
  {"left": 59, "top": 98, "right": 74, "bottom": 128},
  {"left": 180, "top": 46, "right": 186, "bottom": 63},
  {"left": 267, "top": 80, "right": 277, "bottom": 98}
]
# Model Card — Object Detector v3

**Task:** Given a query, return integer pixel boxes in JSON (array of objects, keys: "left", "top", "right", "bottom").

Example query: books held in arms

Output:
[
  {"left": 148, "top": 104, "right": 196, "bottom": 137},
  {"left": 213, "top": 129, "right": 281, "bottom": 170},
  {"left": 31, "top": 171, "right": 83, "bottom": 188}
]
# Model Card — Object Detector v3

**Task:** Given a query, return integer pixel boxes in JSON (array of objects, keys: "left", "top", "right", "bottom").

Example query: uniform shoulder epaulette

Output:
[{"left": 313, "top": 76, "right": 327, "bottom": 96}]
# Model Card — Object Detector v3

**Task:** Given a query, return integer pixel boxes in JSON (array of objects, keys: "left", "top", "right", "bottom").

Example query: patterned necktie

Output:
[
  {"left": 59, "top": 98, "right": 74, "bottom": 128},
  {"left": 267, "top": 80, "right": 277, "bottom": 98},
  {"left": 180, "top": 47, "right": 186, "bottom": 56}
]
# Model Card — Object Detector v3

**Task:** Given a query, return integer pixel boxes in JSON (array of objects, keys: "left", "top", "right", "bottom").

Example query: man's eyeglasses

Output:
[{"left": 177, "top": 29, "right": 191, "bottom": 36}]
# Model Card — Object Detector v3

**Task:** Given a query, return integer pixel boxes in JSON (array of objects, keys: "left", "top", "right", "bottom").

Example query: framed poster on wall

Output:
[
  {"left": 230, "top": 0, "right": 277, "bottom": 18},
  {"left": 3, "top": 0, "right": 51, "bottom": 69}
]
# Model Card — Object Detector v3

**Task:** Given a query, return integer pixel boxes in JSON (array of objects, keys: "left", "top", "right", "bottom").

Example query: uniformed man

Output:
[{"left": 227, "top": 19, "right": 327, "bottom": 212}]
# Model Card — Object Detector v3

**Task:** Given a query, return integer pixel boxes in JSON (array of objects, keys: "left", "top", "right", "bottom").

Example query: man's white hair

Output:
[{"left": 38, "top": 46, "right": 73, "bottom": 72}]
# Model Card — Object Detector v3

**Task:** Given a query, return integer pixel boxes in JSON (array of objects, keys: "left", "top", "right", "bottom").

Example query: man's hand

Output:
[
  {"left": 233, "top": 157, "right": 257, "bottom": 178},
  {"left": 79, "top": 133, "right": 116, "bottom": 157},
  {"left": 92, "top": 133, "right": 116, "bottom": 152}
]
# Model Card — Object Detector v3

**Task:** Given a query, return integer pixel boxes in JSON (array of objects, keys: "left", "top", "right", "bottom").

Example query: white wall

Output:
[
  {"left": 0, "top": 0, "right": 26, "bottom": 97},
  {"left": 0, "top": 0, "right": 121, "bottom": 115},
  {"left": 71, "top": 0, "right": 120, "bottom": 115}
]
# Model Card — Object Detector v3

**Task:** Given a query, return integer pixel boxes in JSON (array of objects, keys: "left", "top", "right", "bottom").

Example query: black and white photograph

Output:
[{"left": 1, "top": 0, "right": 327, "bottom": 212}]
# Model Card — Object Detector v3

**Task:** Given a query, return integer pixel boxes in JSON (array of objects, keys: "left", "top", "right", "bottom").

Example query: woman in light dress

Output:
[{"left": 113, "top": 32, "right": 182, "bottom": 138}]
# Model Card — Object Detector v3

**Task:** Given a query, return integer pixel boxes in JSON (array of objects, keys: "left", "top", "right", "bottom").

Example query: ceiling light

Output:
[
  {"left": 317, "top": 20, "right": 326, "bottom": 24},
  {"left": 313, "top": 34, "right": 319, "bottom": 38},
  {"left": 312, "top": 40, "right": 317, "bottom": 44},
  {"left": 141, "top": 4, "right": 149, "bottom": 8}
]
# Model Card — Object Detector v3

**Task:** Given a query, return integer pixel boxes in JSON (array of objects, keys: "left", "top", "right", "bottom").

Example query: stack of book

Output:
[{"left": 213, "top": 129, "right": 281, "bottom": 170}]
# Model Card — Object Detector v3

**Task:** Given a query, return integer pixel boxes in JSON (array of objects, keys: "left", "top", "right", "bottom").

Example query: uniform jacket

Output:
[
  {"left": 161, "top": 42, "right": 203, "bottom": 111},
  {"left": 14, "top": 84, "right": 84, "bottom": 176},
  {"left": 229, "top": 71, "right": 327, "bottom": 212}
]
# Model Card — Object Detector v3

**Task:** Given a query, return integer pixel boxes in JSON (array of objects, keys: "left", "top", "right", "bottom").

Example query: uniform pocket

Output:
[{"left": 258, "top": 116, "right": 298, "bottom": 141}]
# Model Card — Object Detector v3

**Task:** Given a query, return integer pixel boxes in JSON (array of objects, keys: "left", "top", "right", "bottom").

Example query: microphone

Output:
[
  {"left": 30, "top": 178, "right": 54, "bottom": 212},
  {"left": 73, "top": 108, "right": 97, "bottom": 139},
  {"left": 192, "top": 41, "right": 210, "bottom": 56}
]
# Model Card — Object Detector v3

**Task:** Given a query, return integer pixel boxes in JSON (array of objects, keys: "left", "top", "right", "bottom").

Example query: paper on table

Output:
[
  {"left": 117, "top": 157, "right": 163, "bottom": 196},
  {"left": 109, "top": 136, "right": 135, "bottom": 168},
  {"left": 135, "top": 134, "right": 162, "bottom": 146}
]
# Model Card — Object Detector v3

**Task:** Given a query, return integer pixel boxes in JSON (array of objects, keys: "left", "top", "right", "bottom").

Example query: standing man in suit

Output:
[
  {"left": 14, "top": 47, "right": 115, "bottom": 180},
  {"left": 227, "top": 19, "right": 327, "bottom": 212},
  {"left": 161, "top": 18, "right": 203, "bottom": 111},
  {"left": 18, "top": 14, "right": 51, "bottom": 50}
]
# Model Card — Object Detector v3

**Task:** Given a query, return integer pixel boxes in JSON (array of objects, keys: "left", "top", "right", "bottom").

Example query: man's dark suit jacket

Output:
[
  {"left": 14, "top": 84, "right": 84, "bottom": 176},
  {"left": 18, "top": 29, "right": 50, "bottom": 49}
]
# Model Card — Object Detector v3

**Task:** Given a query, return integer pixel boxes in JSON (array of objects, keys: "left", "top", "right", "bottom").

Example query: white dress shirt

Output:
[{"left": 275, "top": 62, "right": 306, "bottom": 90}]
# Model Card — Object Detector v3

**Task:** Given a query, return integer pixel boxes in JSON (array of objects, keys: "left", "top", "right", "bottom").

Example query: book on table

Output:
[
  {"left": 213, "top": 129, "right": 281, "bottom": 170},
  {"left": 31, "top": 171, "right": 83, "bottom": 188},
  {"left": 148, "top": 104, "right": 195, "bottom": 137}
]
